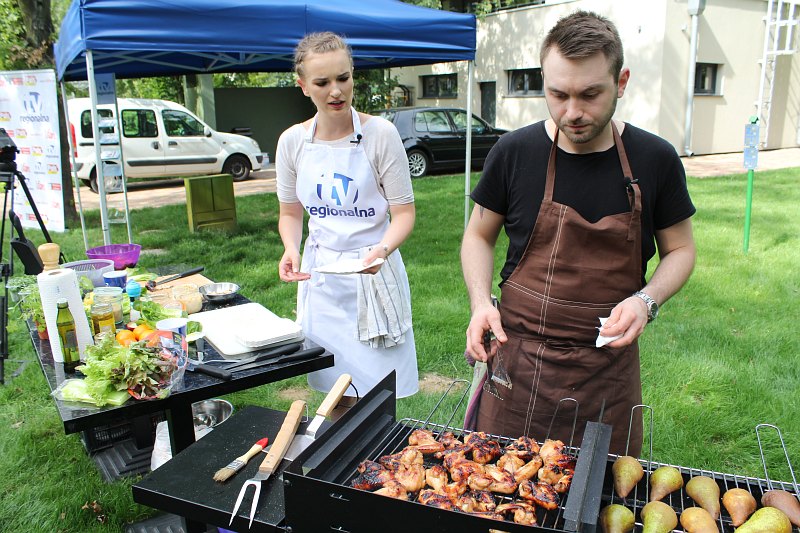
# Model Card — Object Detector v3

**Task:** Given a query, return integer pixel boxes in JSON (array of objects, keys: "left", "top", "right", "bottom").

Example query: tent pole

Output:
[
  {"left": 464, "top": 60, "right": 474, "bottom": 230},
  {"left": 86, "top": 50, "right": 112, "bottom": 246},
  {"left": 60, "top": 82, "right": 89, "bottom": 251}
]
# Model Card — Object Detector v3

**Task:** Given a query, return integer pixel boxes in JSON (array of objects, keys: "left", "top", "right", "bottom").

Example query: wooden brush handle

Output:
[
  {"left": 258, "top": 400, "right": 305, "bottom": 475},
  {"left": 317, "top": 374, "right": 352, "bottom": 418},
  {"left": 237, "top": 438, "right": 268, "bottom": 463}
]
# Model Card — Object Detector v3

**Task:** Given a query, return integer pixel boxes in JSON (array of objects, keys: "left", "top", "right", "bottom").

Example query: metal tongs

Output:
[
  {"left": 482, "top": 295, "right": 512, "bottom": 398},
  {"left": 229, "top": 400, "right": 305, "bottom": 528}
]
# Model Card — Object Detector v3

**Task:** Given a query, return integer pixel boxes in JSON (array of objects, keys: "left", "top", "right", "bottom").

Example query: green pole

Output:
[
  {"left": 743, "top": 168, "right": 754, "bottom": 253},
  {"left": 742, "top": 116, "right": 759, "bottom": 254}
]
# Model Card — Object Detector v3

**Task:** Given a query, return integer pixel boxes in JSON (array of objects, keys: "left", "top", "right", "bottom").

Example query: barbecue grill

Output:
[{"left": 284, "top": 372, "right": 800, "bottom": 533}]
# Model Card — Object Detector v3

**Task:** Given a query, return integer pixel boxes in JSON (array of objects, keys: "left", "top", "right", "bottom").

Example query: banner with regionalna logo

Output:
[{"left": 0, "top": 69, "right": 65, "bottom": 232}]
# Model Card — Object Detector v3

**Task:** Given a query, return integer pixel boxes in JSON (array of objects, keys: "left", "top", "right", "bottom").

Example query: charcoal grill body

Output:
[{"left": 284, "top": 372, "right": 613, "bottom": 533}]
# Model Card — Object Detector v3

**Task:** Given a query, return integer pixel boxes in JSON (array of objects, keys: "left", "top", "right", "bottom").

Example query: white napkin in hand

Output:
[{"left": 596, "top": 316, "right": 623, "bottom": 348}]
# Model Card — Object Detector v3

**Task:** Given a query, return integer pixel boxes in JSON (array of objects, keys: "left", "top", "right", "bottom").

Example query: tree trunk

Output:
[{"left": 17, "top": 0, "right": 80, "bottom": 228}]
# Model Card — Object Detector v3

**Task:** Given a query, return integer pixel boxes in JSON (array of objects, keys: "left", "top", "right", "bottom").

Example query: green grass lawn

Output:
[{"left": 0, "top": 167, "right": 798, "bottom": 530}]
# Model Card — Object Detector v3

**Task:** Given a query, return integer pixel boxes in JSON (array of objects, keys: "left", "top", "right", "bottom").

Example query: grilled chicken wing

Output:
[
  {"left": 442, "top": 480, "right": 468, "bottom": 500},
  {"left": 439, "top": 431, "right": 464, "bottom": 449},
  {"left": 374, "top": 480, "right": 408, "bottom": 500},
  {"left": 408, "top": 429, "right": 446, "bottom": 455},
  {"left": 465, "top": 432, "right": 502, "bottom": 464},
  {"left": 434, "top": 443, "right": 473, "bottom": 460},
  {"left": 454, "top": 490, "right": 497, "bottom": 513},
  {"left": 497, "top": 453, "right": 525, "bottom": 475},
  {"left": 379, "top": 447, "right": 423, "bottom": 469},
  {"left": 504, "top": 436, "right": 541, "bottom": 461},
  {"left": 393, "top": 462, "right": 426, "bottom": 492},
  {"left": 552, "top": 472, "right": 573, "bottom": 494},
  {"left": 352, "top": 460, "right": 394, "bottom": 490},
  {"left": 513, "top": 455, "right": 544, "bottom": 484},
  {"left": 425, "top": 465, "right": 448, "bottom": 492},
  {"left": 450, "top": 459, "right": 486, "bottom": 482},
  {"left": 496, "top": 502, "right": 538, "bottom": 526},
  {"left": 417, "top": 489, "right": 456, "bottom": 510},
  {"left": 468, "top": 465, "right": 517, "bottom": 494},
  {"left": 518, "top": 479, "right": 560, "bottom": 510},
  {"left": 539, "top": 439, "right": 566, "bottom": 463},
  {"left": 537, "top": 455, "right": 576, "bottom": 485}
]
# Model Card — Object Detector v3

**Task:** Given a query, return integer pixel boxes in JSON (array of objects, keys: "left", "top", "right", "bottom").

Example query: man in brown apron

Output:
[{"left": 462, "top": 11, "right": 696, "bottom": 457}]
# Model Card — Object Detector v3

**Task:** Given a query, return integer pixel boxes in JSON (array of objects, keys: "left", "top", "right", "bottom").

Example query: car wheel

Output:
[
  {"left": 223, "top": 155, "right": 251, "bottom": 182},
  {"left": 407, "top": 149, "right": 429, "bottom": 178},
  {"left": 88, "top": 169, "right": 99, "bottom": 193}
]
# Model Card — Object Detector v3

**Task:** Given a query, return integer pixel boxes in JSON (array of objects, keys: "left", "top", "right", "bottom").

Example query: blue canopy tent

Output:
[{"left": 54, "top": 0, "right": 477, "bottom": 244}]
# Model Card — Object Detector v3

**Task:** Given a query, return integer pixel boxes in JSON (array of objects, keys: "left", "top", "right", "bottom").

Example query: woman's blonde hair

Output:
[{"left": 294, "top": 32, "right": 353, "bottom": 78}]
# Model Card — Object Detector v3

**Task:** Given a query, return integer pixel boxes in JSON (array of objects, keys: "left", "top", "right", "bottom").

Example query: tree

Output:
[{"left": 6, "top": 0, "right": 79, "bottom": 227}]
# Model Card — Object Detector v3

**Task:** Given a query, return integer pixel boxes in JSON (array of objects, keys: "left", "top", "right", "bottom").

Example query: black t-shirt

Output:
[{"left": 471, "top": 121, "right": 696, "bottom": 284}]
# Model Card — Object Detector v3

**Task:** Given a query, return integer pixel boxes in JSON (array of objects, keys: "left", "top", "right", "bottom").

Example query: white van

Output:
[{"left": 67, "top": 98, "right": 264, "bottom": 192}]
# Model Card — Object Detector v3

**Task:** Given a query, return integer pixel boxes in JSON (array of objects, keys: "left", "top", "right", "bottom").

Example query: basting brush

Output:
[{"left": 212, "top": 437, "right": 269, "bottom": 482}]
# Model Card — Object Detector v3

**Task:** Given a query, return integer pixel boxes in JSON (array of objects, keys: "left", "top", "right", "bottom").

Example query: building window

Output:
[
  {"left": 421, "top": 74, "right": 457, "bottom": 98},
  {"left": 695, "top": 63, "right": 719, "bottom": 95},
  {"left": 508, "top": 68, "right": 543, "bottom": 96}
]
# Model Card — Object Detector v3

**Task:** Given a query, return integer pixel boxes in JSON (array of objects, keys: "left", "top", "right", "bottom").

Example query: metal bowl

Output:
[
  {"left": 191, "top": 399, "right": 233, "bottom": 428},
  {"left": 199, "top": 282, "right": 240, "bottom": 303}
]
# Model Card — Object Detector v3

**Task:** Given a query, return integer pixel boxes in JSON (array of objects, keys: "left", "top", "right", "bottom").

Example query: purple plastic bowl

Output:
[{"left": 86, "top": 243, "right": 141, "bottom": 270}]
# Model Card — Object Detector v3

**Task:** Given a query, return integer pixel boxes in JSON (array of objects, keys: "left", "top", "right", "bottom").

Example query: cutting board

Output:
[{"left": 189, "top": 302, "right": 304, "bottom": 358}]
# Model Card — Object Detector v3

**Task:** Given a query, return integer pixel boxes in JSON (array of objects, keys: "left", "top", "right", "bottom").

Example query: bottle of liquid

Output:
[
  {"left": 56, "top": 298, "right": 80, "bottom": 373},
  {"left": 90, "top": 302, "right": 116, "bottom": 339},
  {"left": 126, "top": 279, "right": 142, "bottom": 321}
]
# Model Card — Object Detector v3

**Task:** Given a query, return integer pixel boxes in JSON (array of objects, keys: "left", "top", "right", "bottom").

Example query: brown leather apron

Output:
[{"left": 476, "top": 123, "right": 644, "bottom": 456}]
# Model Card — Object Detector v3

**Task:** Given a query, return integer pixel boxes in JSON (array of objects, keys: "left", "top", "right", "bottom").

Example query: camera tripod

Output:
[{"left": 0, "top": 159, "right": 62, "bottom": 385}]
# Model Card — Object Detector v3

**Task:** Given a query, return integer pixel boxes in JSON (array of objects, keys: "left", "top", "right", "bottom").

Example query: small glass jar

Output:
[
  {"left": 172, "top": 283, "right": 203, "bottom": 314},
  {"left": 94, "top": 286, "right": 124, "bottom": 326},
  {"left": 90, "top": 302, "right": 116, "bottom": 337}
]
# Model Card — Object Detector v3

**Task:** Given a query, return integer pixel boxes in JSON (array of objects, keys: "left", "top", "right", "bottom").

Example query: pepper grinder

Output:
[{"left": 38, "top": 243, "right": 61, "bottom": 271}]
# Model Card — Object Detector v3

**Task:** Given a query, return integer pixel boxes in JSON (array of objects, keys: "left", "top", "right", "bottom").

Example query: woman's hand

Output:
[
  {"left": 360, "top": 245, "right": 386, "bottom": 275},
  {"left": 279, "top": 249, "right": 311, "bottom": 282}
]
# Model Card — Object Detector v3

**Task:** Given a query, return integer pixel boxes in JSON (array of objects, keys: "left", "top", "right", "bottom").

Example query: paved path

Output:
[{"left": 76, "top": 148, "right": 800, "bottom": 211}]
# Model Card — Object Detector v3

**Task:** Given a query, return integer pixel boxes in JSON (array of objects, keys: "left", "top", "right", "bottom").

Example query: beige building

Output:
[{"left": 390, "top": 0, "right": 800, "bottom": 156}]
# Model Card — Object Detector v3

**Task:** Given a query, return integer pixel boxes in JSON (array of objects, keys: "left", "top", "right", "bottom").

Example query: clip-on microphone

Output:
[{"left": 350, "top": 134, "right": 363, "bottom": 146}]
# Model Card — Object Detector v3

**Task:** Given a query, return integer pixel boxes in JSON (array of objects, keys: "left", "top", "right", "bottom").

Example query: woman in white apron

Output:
[{"left": 275, "top": 32, "right": 419, "bottom": 401}]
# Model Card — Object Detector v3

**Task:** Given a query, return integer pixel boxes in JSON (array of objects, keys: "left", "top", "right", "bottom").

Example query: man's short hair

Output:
[{"left": 540, "top": 10, "right": 624, "bottom": 79}]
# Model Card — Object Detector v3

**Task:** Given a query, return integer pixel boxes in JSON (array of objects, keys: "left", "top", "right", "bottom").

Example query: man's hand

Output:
[
  {"left": 599, "top": 296, "right": 648, "bottom": 348},
  {"left": 465, "top": 302, "right": 507, "bottom": 362}
]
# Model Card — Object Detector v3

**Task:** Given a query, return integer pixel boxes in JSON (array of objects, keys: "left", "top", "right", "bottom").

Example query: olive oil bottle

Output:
[{"left": 56, "top": 298, "right": 80, "bottom": 373}]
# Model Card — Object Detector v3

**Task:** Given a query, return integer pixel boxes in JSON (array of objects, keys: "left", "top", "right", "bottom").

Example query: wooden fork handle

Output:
[{"left": 258, "top": 400, "right": 305, "bottom": 475}]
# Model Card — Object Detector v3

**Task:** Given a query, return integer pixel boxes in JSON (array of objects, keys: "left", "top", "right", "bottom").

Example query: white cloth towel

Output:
[{"left": 356, "top": 248, "right": 412, "bottom": 348}]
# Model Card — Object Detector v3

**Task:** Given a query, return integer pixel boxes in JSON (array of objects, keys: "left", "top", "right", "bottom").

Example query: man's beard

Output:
[{"left": 558, "top": 96, "right": 618, "bottom": 145}]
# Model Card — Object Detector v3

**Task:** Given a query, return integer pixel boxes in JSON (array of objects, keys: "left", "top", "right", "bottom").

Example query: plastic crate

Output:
[{"left": 80, "top": 411, "right": 165, "bottom": 453}]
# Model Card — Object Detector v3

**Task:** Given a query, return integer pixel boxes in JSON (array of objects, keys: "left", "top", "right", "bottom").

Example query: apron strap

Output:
[
  {"left": 611, "top": 122, "right": 642, "bottom": 242},
  {"left": 305, "top": 107, "right": 363, "bottom": 144}
]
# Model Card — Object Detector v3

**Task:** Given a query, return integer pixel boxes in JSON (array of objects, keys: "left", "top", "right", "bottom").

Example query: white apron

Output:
[{"left": 295, "top": 108, "right": 419, "bottom": 398}]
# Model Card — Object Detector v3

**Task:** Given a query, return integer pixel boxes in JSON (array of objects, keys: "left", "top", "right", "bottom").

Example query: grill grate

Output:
[
  {"left": 346, "top": 418, "right": 584, "bottom": 528},
  {"left": 601, "top": 456, "right": 800, "bottom": 532}
]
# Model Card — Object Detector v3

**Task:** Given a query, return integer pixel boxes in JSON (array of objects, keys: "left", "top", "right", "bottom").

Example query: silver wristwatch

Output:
[{"left": 633, "top": 291, "right": 659, "bottom": 323}]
